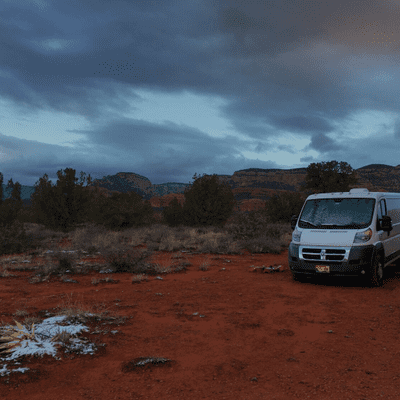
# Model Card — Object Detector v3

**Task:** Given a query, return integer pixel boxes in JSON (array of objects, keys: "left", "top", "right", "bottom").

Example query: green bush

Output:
[
  {"left": 0, "top": 198, "right": 23, "bottom": 228},
  {"left": 0, "top": 220, "right": 31, "bottom": 256},
  {"left": 93, "top": 192, "right": 156, "bottom": 231},
  {"left": 225, "top": 210, "right": 270, "bottom": 241},
  {"left": 29, "top": 169, "right": 94, "bottom": 233},
  {"left": 162, "top": 197, "right": 185, "bottom": 227},
  {"left": 264, "top": 192, "right": 306, "bottom": 223},
  {"left": 181, "top": 173, "right": 237, "bottom": 228},
  {"left": 103, "top": 247, "right": 154, "bottom": 273}
]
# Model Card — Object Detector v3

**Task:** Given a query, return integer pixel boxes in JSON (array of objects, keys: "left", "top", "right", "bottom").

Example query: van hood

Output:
[{"left": 300, "top": 230, "right": 355, "bottom": 246}]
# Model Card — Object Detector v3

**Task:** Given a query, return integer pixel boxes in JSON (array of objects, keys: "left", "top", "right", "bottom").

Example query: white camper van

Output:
[{"left": 288, "top": 188, "right": 400, "bottom": 286}]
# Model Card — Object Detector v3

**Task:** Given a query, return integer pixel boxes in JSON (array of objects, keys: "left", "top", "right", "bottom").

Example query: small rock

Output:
[
  {"left": 249, "top": 266, "right": 264, "bottom": 273},
  {"left": 264, "top": 265, "right": 283, "bottom": 273},
  {"left": 100, "top": 269, "right": 113, "bottom": 274}
]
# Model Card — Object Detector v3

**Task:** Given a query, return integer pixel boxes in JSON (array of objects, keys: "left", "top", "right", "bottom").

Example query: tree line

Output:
[{"left": 0, "top": 160, "right": 359, "bottom": 233}]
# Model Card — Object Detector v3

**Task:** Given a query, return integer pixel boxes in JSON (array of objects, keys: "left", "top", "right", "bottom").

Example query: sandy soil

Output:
[{"left": 1, "top": 237, "right": 400, "bottom": 399}]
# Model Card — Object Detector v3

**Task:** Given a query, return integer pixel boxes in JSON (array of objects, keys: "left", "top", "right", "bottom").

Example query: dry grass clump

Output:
[
  {"left": 131, "top": 274, "right": 149, "bottom": 283},
  {"left": 223, "top": 210, "right": 291, "bottom": 254},
  {"left": 53, "top": 213, "right": 290, "bottom": 257},
  {"left": 13, "top": 309, "right": 28, "bottom": 318},
  {"left": 0, "top": 267, "right": 16, "bottom": 277},
  {"left": 0, "top": 221, "right": 40, "bottom": 257},
  {"left": 29, "top": 249, "right": 85, "bottom": 283},
  {"left": 53, "top": 292, "right": 126, "bottom": 326},
  {"left": 101, "top": 247, "right": 154, "bottom": 274},
  {"left": 0, "top": 211, "right": 292, "bottom": 284},
  {"left": 0, "top": 293, "right": 126, "bottom": 357},
  {"left": 91, "top": 277, "right": 119, "bottom": 285},
  {"left": 0, "top": 320, "right": 36, "bottom": 355},
  {"left": 198, "top": 255, "right": 210, "bottom": 271},
  {"left": 68, "top": 222, "right": 129, "bottom": 255}
]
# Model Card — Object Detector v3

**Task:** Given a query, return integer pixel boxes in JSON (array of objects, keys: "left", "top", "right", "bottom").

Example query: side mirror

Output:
[
  {"left": 291, "top": 215, "right": 298, "bottom": 230},
  {"left": 381, "top": 215, "right": 393, "bottom": 232}
]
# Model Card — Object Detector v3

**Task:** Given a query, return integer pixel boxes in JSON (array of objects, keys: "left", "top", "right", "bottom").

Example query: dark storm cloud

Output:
[
  {"left": 393, "top": 118, "right": 400, "bottom": 138},
  {"left": 0, "top": 122, "right": 281, "bottom": 187},
  {"left": 1, "top": 0, "right": 400, "bottom": 186},
  {"left": 3, "top": 0, "right": 400, "bottom": 121},
  {"left": 308, "top": 133, "right": 343, "bottom": 152},
  {"left": 268, "top": 115, "right": 333, "bottom": 134}
]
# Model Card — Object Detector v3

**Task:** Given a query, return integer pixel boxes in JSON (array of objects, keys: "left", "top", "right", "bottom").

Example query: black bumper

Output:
[{"left": 288, "top": 243, "right": 374, "bottom": 277}]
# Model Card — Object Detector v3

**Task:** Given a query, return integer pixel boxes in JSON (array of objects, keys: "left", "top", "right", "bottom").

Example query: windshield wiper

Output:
[
  {"left": 321, "top": 224, "right": 353, "bottom": 228},
  {"left": 299, "top": 220, "right": 318, "bottom": 228},
  {"left": 321, "top": 224, "right": 340, "bottom": 227}
]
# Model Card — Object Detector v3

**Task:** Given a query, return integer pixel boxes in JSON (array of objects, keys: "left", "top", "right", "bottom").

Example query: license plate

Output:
[{"left": 316, "top": 265, "right": 330, "bottom": 273}]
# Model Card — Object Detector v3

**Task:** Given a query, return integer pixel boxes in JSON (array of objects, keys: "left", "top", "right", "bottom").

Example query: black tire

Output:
[{"left": 369, "top": 253, "right": 384, "bottom": 287}]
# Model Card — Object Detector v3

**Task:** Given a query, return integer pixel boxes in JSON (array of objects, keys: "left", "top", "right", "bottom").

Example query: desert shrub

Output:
[
  {"left": 14, "top": 203, "right": 38, "bottom": 225},
  {"left": 0, "top": 198, "right": 23, "bottom": 228},
  {"left": 93, "top": 192, "right": 156, "bottom": 231},
  {"left": 264, "top": 191, "right": 306, "bottom": 223},
  {"left": 239, "top": 236, "right": 283, "bottom": 254},
  {"left": 181, "top": 173, "right": 237, "bottom": 228},
  {"left": 30, "top": 169, "right": 94, "bottom": 233},
  {"left": 162, "top": 197, "right": 185, "bottom": 227},
  {"left": 225, "top": 210, "right": 271, "bottom": 241},
  {"left": 103, "top": 247, "right": 154, "bottom": 274},
  {"left": 0, "top": 178, "right": 24, "bottom": 228},
  {"left": 300, "top": 160, "right": 358, "bottom": 194},
  {"left": 0, "top": 220, "right": 32, "bottom": 256}
]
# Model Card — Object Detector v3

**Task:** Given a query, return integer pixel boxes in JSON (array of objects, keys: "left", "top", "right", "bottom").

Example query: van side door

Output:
[
  {"left": 384, "top": 198, "right": 400, "bottom": 264},
  {"left": 377, "top": 199, "right": 390, "bottom": 254},
  {"left": 378, "top": 198, "right": 395, "bottom": 262}
]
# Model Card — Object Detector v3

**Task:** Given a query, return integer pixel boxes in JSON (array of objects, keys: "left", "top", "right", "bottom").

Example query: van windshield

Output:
[{"left": 298, "top": 198, "right": 375, "bottom": 229}]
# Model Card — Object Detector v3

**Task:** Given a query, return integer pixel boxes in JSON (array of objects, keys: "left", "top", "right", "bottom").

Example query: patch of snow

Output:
[{"left": 0, "top": 315, "right": 97, "bottom": 377}]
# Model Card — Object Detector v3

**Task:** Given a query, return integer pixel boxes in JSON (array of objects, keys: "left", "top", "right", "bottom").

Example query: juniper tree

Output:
[
  {"left": 181, "top": 173, "right": 237, "bottom": 228},
  {"left": 30, "top": 168, "right": 94, "bottom": 232},
  {"left": 162, "top": 197, "right": 185, "bottom": 227}
]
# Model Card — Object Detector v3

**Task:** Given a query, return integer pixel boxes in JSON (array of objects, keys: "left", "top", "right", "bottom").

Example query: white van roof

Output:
[{"left": 306, "top": 188, "right": 400, "bottom": 201}]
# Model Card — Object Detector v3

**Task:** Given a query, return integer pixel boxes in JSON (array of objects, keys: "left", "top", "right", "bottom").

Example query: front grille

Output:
[{"left": 300, "top": 247, "right": 350, "bottom": 262}]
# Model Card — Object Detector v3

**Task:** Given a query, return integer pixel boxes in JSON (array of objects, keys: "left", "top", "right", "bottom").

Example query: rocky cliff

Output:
[{"left": 8, "top": 164, "right": 400, "bottom": 217}]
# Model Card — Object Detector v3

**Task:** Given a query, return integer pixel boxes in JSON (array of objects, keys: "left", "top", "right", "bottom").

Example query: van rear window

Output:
[
  {"left": 386, "top": 198, "right": 400, "bottom": 224},
  {"left": 299, "top": 198, "right": 375, "bottom": 229}
]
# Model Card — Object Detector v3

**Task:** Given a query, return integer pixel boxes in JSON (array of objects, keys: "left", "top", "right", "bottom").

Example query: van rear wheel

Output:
[{"left": 369, "top": 254, "right": 384, "bottom": 287}]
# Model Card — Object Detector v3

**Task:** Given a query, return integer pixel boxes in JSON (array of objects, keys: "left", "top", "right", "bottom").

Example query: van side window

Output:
[
  {"left": 377, "top": 201, "right": 382, "bottom": 220},
  {"left": 386, "top": 198, "right": 400, "bottom": 224},
  {"left": 377, "top": 200, "right": 382, "bottom": 231},
  {"left": 377, "top": 199, "right": 387, "bottom": 231},
  {"left": 380, "top": 199, "right": 387, "bottom": 216}
]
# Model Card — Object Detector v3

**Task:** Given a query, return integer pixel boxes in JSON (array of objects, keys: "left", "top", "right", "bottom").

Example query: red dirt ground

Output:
[{"left": 1, "top": 237, "right": 400, "bottom": 399}]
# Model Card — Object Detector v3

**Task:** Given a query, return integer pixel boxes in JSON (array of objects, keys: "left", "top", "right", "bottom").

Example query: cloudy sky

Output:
[{"left": 1, "top": 0, "right": 400, "bottom": 188}]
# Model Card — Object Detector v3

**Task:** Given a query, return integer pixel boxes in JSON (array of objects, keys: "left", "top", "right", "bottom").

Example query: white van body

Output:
[{"left": 288, "top": 188, "right": 400, "bottom": 286}]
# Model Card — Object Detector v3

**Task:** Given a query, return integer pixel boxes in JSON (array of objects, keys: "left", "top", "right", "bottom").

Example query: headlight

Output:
[
  {"left": 353, "top": 228, "right": 372, "bottom": 243},
  {"left": 292, "top": 228, "right": 302, "bottom": 243}
]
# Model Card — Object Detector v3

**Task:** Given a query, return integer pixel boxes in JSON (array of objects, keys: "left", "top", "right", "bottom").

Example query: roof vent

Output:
[{"left": 349, "top": 188, "right": 369, "bottom": 194}]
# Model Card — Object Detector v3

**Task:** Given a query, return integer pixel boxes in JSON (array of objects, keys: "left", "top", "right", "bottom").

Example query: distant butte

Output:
[{"left": 5, "top": 164, "right": 400, "bottom": 217}]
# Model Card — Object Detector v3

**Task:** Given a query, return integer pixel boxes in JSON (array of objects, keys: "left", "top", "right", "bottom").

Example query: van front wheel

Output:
[{"left": 369, "top": 254, "right": 384, "bottom": 287}]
